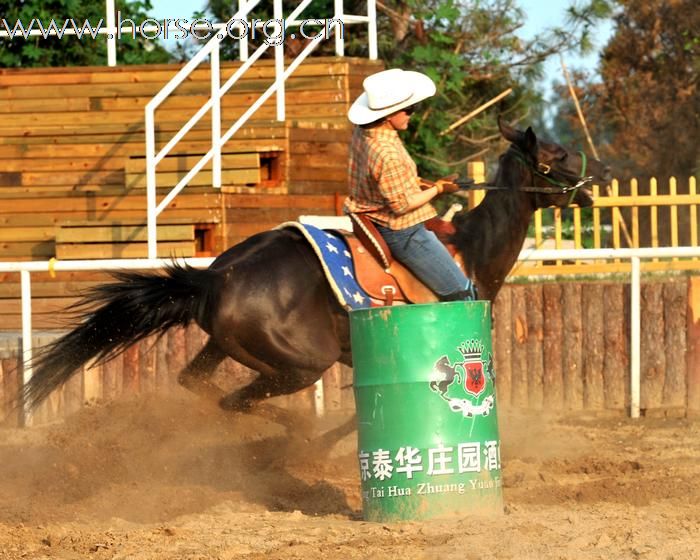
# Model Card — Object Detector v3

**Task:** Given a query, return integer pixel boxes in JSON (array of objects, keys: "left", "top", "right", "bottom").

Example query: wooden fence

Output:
[
  {"left": 493, "top": 277, "right": 699, "bottom": 417},
  {"left": 0, "top": 325, "right": 349, "bottom": 427},
  {"left": 3, "top": 276, "right": 699, "bottom": 426},
  {"left": 472, "top": 176, "right": 700, "bottom": 277}
]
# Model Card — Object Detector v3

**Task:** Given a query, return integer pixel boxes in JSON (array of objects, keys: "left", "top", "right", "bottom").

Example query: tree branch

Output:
[
  {"left": 416, "top": 148, "right": 490, "bottom": 168},
  {"left": 456, "top": 132, "right": 502, "bottom": 145}
]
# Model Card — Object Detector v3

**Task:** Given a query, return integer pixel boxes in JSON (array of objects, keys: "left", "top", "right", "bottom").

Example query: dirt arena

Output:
[{"left": 1, "top": 392, "right": 698, "bottom": 559}]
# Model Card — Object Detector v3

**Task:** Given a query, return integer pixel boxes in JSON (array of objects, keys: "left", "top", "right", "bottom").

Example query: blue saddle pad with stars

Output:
[{"left": 276, "top": 222, "right": 371, "bottom": 310}]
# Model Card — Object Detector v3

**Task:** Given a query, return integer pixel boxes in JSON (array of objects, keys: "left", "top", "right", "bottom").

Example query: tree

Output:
[
  {"left": 545, "top": 0, "right": 700, "bottom": 247},
  {"left": 372, "top": 0, "right": 618, "bottom": 177},
  {"left": 554, "top": 0, "right": 700, "bottom": 180},
  {"left": 199, "top": 0, "right": 613, "bottom": 178},
  {"left": 377, "top": 0, "right": 548, "bottom": 177},
  {"left": 0, "top": 0, "right": 171, "bottom": 67}
]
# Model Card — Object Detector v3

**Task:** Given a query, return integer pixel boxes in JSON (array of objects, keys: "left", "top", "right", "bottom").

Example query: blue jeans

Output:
[{"left": 376, "top": 223, "right": 473, "bottom": 299}]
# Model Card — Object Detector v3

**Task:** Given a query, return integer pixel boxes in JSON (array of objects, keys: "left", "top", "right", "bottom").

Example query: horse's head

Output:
[{"left": 497, "top": 118, "right": 611, "bottom": 209}]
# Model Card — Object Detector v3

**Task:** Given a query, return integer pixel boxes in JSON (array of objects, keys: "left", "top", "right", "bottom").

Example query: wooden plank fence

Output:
[
  {"left": 2, "top": 278, "right": 698, "bottom": 427},
  {"left": 470, "top": 176, "right": 700, "bottom": 277},
  {"left": 0, "top": 58, "right": 381, "bottom": 262}
]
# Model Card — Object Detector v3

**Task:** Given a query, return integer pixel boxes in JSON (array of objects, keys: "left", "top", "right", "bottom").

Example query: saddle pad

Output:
[{"left": 277, "top": 222, "right": 371, "bottom": 310}]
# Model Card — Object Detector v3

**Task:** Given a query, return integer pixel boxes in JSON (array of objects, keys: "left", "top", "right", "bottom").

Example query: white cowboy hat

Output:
[{"left": 348, "top": 68, "right": 436, "bottom": 125}]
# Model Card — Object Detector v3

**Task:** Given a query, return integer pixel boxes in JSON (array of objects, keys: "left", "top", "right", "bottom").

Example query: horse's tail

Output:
[{"left": 23, "top": 262, "right": 219, "bottom": 410}]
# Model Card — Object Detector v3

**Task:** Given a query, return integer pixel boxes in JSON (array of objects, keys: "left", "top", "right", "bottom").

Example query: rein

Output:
[{"left": 456, "top": 146, "right": 593, "bottom": 196}]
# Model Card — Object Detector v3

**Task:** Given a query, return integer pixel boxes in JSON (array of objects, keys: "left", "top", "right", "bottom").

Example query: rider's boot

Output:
[{"left": 439, "top": 280, "right": 478, "bottom": 302}]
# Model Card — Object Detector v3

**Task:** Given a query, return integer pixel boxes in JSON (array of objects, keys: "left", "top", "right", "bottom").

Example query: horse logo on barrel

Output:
[{"left": 429, "top": 339, "right": 496, "bottom": 418}]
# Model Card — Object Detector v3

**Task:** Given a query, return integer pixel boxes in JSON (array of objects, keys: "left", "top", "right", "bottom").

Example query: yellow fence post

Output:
[
  {"left": 507, "top": 175, "right": 700, "bottom": 278},
  {"left": 467, "top": 161, "right": 485, "bottom": 210},
  {"left": 670, "top": 176, "right": 679, "bottom": 262},
  {"left": 691, "top": 177, "right": 698, "bottom": 260},
  {"left": 573, "top": 206, "right": 582, "bottom": 266},
  {"left": 612, "top": 179, "right": 621, "bottom": 263},
  {"left": 554, "top": 207, "right": 562, "bottom": 266},
  {"left": 650, "top": 178, "right": 659, "bottom": 259},
  {"left": 630, "top": 178, "right": 639, "bottom": 248}
]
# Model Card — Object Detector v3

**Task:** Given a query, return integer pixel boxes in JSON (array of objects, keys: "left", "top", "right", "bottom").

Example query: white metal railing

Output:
[
  {"left": 3, "top": 246, "right": 700, "bottom": 426},
  {"left": 145, "top": 0, "right": 377, "bottom": 258}
]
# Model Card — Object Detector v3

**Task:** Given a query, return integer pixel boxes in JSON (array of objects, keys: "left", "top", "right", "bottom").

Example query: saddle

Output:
[{"left": 340, "top": 213, "right": 439, "bottom": 306}]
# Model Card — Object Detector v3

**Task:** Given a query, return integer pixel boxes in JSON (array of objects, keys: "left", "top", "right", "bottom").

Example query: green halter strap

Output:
[{"left": 567, "top": 151, "right": 588, "bottom": 205}]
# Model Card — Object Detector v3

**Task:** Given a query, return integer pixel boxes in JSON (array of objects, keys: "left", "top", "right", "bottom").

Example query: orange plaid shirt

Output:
[{"left": 343, "top": 126, "right": 437, "bottom": 229}]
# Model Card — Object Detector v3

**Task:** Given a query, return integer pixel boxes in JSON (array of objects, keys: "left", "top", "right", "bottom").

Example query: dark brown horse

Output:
[{"left": 23, "top": 120, "right": 610, "bottom": 415}]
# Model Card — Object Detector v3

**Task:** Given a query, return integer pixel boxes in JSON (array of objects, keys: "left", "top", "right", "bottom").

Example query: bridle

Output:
[
  {"left": 457, "top": 145, "right": 594, "bottom": 204},
  {"left": 510, "top": 145, "right": 593, "bottom": 204}
]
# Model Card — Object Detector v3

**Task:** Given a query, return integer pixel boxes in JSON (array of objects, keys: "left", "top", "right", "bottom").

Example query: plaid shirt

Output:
[{"left": 344, "top": 126, "right": 437, "bottom": 229}]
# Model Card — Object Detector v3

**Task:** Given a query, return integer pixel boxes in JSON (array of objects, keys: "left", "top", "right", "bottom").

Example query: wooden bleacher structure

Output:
[{"left": 0, "top": 56, "right": 383, "bottom": 329}]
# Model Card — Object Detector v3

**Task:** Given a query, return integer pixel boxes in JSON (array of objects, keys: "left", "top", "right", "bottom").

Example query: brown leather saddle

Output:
[{"left": 336, "top": 213, "right": 441, "bottom": 306}]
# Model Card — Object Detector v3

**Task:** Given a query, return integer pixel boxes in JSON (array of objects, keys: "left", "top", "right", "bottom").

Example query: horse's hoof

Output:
[{"left": 218, "top": 395, "right": 249, "bottom": 412}]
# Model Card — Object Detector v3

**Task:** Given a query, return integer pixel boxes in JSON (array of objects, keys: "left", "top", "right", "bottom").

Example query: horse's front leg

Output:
[{"left": 311, "top": 414, "right": 357, "bottom": 451}]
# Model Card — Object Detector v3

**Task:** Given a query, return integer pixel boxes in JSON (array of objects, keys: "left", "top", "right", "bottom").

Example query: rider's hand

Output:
[
  {"left": 418, "top": 177, "right": 435, "bottom": 190},
  {"left": 434, "top": 173, "right": 460, "bottom": 194}
]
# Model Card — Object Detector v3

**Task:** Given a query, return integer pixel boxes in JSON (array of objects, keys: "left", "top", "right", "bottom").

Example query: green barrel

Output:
[{"left": 349, "top": 301, "right": 503, "bottom": 522}]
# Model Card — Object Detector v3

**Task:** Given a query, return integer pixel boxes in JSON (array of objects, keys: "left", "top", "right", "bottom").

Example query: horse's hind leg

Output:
[{"left": 177, "top": 338, "right": 228, "bottom": 403}]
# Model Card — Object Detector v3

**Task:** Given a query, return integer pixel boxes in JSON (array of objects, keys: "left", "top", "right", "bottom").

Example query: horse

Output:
[{"left": 22, "top": 119, "right": 611, "bottom": 419}]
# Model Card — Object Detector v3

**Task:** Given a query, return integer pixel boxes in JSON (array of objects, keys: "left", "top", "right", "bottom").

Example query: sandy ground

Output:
[{"left": 1, "top": 392, "right": 699, "bottom": 560}]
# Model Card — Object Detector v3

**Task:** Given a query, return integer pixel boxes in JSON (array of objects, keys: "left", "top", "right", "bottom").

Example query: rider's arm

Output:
[{"left": 376, "top": 156, "right": 441, "bottom": 215}]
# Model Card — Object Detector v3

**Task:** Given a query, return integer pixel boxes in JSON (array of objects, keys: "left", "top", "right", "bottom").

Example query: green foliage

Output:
[
  {"left": 564, "top": 0, "right": 614, "bottom": 55},
  {"left": 374, "top": 0, "right": 605, "bottom": 179},
  {"left": 0, "top": 0, "right": 171, "bottom": 67},
  {"left": 194, "top": 0, "right": 615, "bottom": 180}
]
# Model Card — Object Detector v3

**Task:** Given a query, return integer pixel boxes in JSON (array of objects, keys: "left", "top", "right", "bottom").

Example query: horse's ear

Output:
[
  {"left": 524, "top": 126, "right": 538, "bottom": 154},
  {"left": 498, "top": 116, "right": 520, "bottom": 143}
]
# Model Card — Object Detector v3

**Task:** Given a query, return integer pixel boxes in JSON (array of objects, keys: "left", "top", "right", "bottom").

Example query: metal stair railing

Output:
[{"left": 145, "top": 0, "right": 377, "bottom": 258}]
